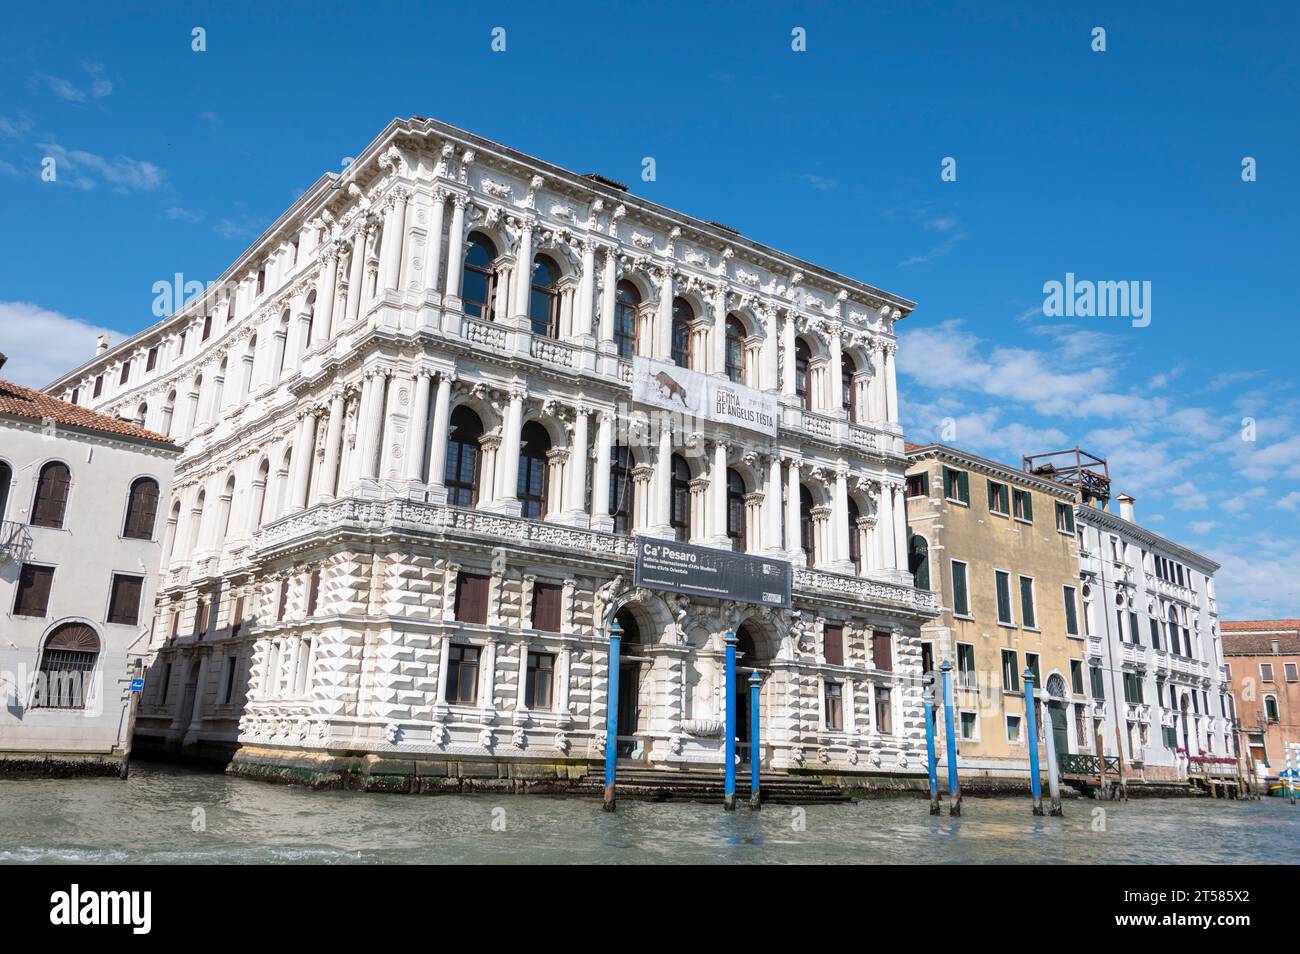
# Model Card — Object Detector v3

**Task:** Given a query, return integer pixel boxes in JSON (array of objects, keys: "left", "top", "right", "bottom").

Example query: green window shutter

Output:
[
  {"left": 958, "top": 470, "right": 969, "bottom": 503},
  {"left": 1064, "top": 587, "right": 1079, "bottom": 635},
  {"left": 952, "top": 562, "right": 969, "bottom": 615}
]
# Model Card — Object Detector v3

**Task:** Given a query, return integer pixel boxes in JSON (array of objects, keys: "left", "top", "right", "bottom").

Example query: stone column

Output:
[
  {"left": 317, "top": 390, "right": 346, "bottom": 503},
  {"left": 495, "top": 388, "right": 524, "bottom": 505},
  {"left": 712, "top": 286, "right": 727, "bottom": 375},
  {"left": 884, "top": 342, "right": 899, "bottom": 425},
  {"left": 182, "top": 651, "right": 210, "bottom": 745},
  {"left": 576, "top": 242, "right": 596, "bottom": 339},
  {"left": 510, "top": 220, "right": 535, "bottom": 326},
  {"left": 360, "top": 372, "right": 387, "bottom": 480},
  {"left": 598, "top": 249, "right": 617, "bottom": 347},
  {"left": 379, "top": 189, "right": 409, "bottom": 293},
  {"left": 829, "top": 325, "right": 844, "bottom": 414},
  {"left": 711, "top": 440, "right": 729, "bottom": 545},
  {"left": 766, "top": 454, "right": 784, "bottom": 554},
  {"left": 781, "top": 312, "right": 797, "bottom": 397},
  {"left": 343, "top": 230, "right": 368, "bottom": 329},
  {"left": 347, "top": 374, "right": 374, "bottom": 487},
  {"left": 563, "top": 407, "right": 590, "bottom": 518},
  {"left": 314, "top": 248, "right": 339, "bottom": 344},
  {"left": 404, "top": 371, "right": 432, "bottom": 482},
  {"left": 443, "top": 195, "right": 467, "bottom": 306},
  {"left": 656, "top": 269, "right": 674, "bottom": 360},
  {"left": 892, "top": 482, "right": 908, "bottom": 573},
  {"left": 287, "top": 409, "right": 317, "bottom": 512},
  {"left": 870, "top": 339, "right": 887, "bottom": 422},
  {"left": 425, "top": 371, "right": 453, "bottom": 493},
  {"left": 786, "top": 458, "right": 804, "bottom": 566},
  {"left": 762, "top": 307, "right": 779, "bottom": 391},
  {"left": 590, "top": 410, "right": 613, "bottom": 530},
  {"left": 654, "top": 420, "right": 673, "bottom": 528},
  {"left": 378, "top": 373, "right": 407, "bottom": 479},
  {"left": 423, "top": 189, "right": 447, "bottom": 302},
  {"left": 878, "top": 480, "right": 896, "bottom": 572}
]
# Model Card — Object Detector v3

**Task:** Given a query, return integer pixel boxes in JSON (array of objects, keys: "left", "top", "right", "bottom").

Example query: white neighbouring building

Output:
[
  {"left": 1071, "top": 493, "right": 1234, "bottom": 787},
  {"left": 0, "top": 363, "right": 179, "bottom": 776},
  {"left": 45, "top": 117, "right": 938, "bottom": 792}
]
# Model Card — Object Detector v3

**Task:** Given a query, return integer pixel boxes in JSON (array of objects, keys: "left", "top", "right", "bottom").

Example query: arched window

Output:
[
  {"left": 610, "top": 445, "right": 633, "bottom": 534},
  {"left": 795, "top": 338, "right": 813, "bottom": 410},
  {"left": 908, "top": 534, "right": 930, "bottom": 590},
  {"left": 726, "top": 469, "right": 747, "bottom": 551},
  {"left": 35, "top": 623, "right": 100, "bottom": 709},
  {"left": 528, "top": 255, "right": 561, "bottom": 338},
  {"left": 252, "top": 458, "right": 270, "bottom": 529},
  {"left": 241, "top": 335, "right": 257, "bottom": 401},
  {"left": 670, "top": 454, "right": 691, "bottom": 542},
  {"left": 1167, "top": 606, "right": 1181, "bottom": 656},
  {"left": 614, "top": 281, "right": 640, "bottom": 359},
  {"left": 842, "top": 353, "right": 857, "bottom": 419},
  {"left": 122, "top": 477, "right": 160, "bottom": 540},
  {"left": 1265, "top": 695, "right": 1280, "bottom": 722},
  {"left": 187, "top": 374, "right": 203, "bottom": 433},
  {"left": 462, "top": 233, "right": 498, "bottom": 319},
  {"left": 0, "top": 459, "right": 11, "bottom": 521},
  {"left": 847, "top": 496, "right": 861, "bottom": 572},
  {"left": 302, "top": 291, "right": 316, "bottom": 357},
  {"left": 725, "top": 315, "right": 746, "bottom": 384},
  {"left": 445, "top": 407, "right": 484, "bottom": 507},
  {"left": 161, "top": 390, "right": 176, "bottom": 438},
  {"left": 134, "top": 402, "right": 148, "bottom": 427},
  {"left": 517, "top": 421, "right": 551, "bottom": 519},
  {"left": 275, "top": 310, "right": 290, "bottom": 382},
  {"left": 799, "top": 484, "right": 815, "bottom": 564},
  {"left": 212, "top": 357, "right": 227, "bottom": 416},
  {"left": 31, "top": 461, "right": 71, "bottom": 528},
  {"left": 671, "top": 297, "right": 693, "bottom": 368}
]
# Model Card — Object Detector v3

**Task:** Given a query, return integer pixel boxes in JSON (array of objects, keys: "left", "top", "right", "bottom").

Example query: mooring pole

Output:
[
  {"left": 723, "top": 631, "right": 738, "bottom": 811},
  {"left": 1023, "top": 669, "right": 1044, "bottom": 816},
  {"left": 603, "top": 619, "right": 622, "bottom": 812},
  {"left": 1288, "top": 746, "right": 1297, "bottom": 806},
  {"left": 1040, "top": 692, "right": 1064, "bottom": 816},
  {"left": 923, "top": 671, "right": 940, "bottom": 815},
  {"left": 749, "top": 670, "right": 762, "bottom": 810},
  {"left": 940, "top": 659, "right": 962, "bottom": 816}
]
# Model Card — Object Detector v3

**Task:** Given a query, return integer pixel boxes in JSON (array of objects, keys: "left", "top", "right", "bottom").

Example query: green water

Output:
[{"left": 1, "top": 763, "right": 1294, "bottom": 864}]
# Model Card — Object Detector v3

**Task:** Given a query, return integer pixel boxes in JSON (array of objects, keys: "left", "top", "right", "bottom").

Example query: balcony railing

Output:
[
  {"left": 1059, "top": 753, "right": 1121, "bottom": 776},
  {"left": 252, "top": 497, "right": 939, "bottom": 614}
]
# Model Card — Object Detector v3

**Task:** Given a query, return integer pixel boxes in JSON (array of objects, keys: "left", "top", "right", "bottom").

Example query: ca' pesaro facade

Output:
[{"left": 45, "top": 117, "right": 938, "bottom": 792}]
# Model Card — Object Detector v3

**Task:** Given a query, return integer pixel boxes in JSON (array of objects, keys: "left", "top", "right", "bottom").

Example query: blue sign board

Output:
[
  {"left": 130, "top": 678, "right": 145, "bottom": 692},
  {"left": 634, "top": 538, "right": 792, "bottom": 609}
]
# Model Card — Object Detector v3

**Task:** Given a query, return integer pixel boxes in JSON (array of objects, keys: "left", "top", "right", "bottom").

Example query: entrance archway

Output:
[{"left": 1045, "top": 673, "right": 1069, "bottom": 757}]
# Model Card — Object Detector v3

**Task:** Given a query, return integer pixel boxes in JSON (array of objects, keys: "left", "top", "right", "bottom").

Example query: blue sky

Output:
[{"left": 1, "top": 1, "right": 1296, "bottom": 616}]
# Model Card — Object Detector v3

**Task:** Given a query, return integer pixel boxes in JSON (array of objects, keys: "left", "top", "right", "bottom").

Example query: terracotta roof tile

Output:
[
  {"left": 1222, "top": 619, "right": 1300, "bottom": 632},
  {"left": 0, "top": 377, "right": 177, "bottom": 446}
]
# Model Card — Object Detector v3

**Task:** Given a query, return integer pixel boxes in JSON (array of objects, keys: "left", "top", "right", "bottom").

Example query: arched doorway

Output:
[
  {"left": 614, "top": 608, "right": 644, "bottom": 759},
  {"left": 1045, "top": 673, "right": 1069, "bottom": 758},
  {"left": 908, "top": 534, "right": 930, "bottom": 589}
]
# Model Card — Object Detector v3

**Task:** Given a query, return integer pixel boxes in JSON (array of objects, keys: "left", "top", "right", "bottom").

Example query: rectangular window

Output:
[
  {"left": 1026, "top": 652, "right": 1041, "bottom": 685},
  {"left": 1149, "top": 617, "right": 1161, "bottom": 651},
  {"left": 995, "top": 570, "right": 1013, "bottom": 625},
  {"left": 1070, "top": 659, "right": 1084, "bottom": 695},
  {"left": 943, "top": 467, "right": 969, "bottom": 505},
  {"left": 1063, "top": 586, "right": 1079, "bottom": 636},
  {"left": 193, "top": 598, "right": 208, "bottom": 638},
  {"left": 445, "top": 644, "right": 480, "bottom": 705},
  {"left": 1128, "top": 612, "right": 1140, "bottom": 650},
  {"left": 276, "top": 580, "right": 288, "bottom": 621},
  {"left": 306, "top": 570, "right": 320, "bottom": 617},
  {"left": 875, "top": 687, "right": 892, "bottom": 735},
  {"left": 93, "top": 374, "right": 104, "bottom": 398},
  {"left": 524, "top": 652, "right": 554, "bottom": 709},
  {"left": 230, "top": 595, "right": 245, "bottom": 639},
  {"left": 1019, "top": 576, "right": 1037, "bottom": 629},
  {"left": 222, "top": 655, "right": 238, "bottom": 704},
  {"left": 959, "top": 710, "right": 977, "bottom": 740},
  {"left": 119, "top": 361, "right": 131, "bottom": 385},
  {"left": 951, "top": 561, "right": 970, "bottom": 616},
  {"left": 824, "top": 681, "right": 843, "bottom": 731},
  {"left": 1090, "top": 664, "right": 1105, "bottom": 699},
  {"left": 1006, "top": 714, "right": 1023, "bottom": 744},
  {"left": 14, "top": 564, "right": 55, "bottom": 617},
  {"left": 1286, "top": 663, "right": 1298, "bottom": 683},
  {"left": 1260, "top": 663, "right": 1275, "bottom": 683},
  {"left": 146, "top": 346, "right": 159, "bottom": 372},
  {"left": 871, "top": 630, "right": 893, "bottom": 672},
  {"left": 202, "top": 314, "right": 213, "bottom": 340},
  {"left": 1001, "top": 649, "right": 1019, "bottom": 692},
  {"left": 1055, "top": 501, "right": 1075, "bottom": 534},
  {"left": 957, "top": 643, "right": 976, "bottom": 688},
  {"left": 987, "top": 480, "right": 1009, "bottom": 515},
  {"left": 454, "top": 572, "right": 490, "bottom": 625},
  {"left": 823, "top": 623, "right": 844, "bottom": 666},
  {"left": 530, "top": 582, "right": 562, "bottom": 633},
  {"left": 1013, "top": 488, "right": 1033, "bottom": 523},
  {"left": 106, "top": 573, "right": 144, "bottom": 625},
  {"left": 906, "top": 472, "right": 929, "bottom": 498}
]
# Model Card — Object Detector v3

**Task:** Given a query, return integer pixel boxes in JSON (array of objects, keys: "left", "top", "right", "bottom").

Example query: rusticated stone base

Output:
[{"left": 0, "top": 751, "right": 127, "bottom": 779}]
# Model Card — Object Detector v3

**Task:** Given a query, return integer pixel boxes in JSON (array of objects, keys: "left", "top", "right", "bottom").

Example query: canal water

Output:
[{"left": 1, "top": 763, "right": 1295, "bottom": 864}]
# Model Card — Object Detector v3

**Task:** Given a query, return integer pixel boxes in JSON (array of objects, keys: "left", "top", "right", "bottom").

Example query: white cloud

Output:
[
  {"left": 166, "top": 206, "right": 205, "bottom": 223},
  {"left": 36, "top": 142, "right": 162, "bottom": 192},
  {"left": 0, "top": 301, "right": 116, "bottom": 389},
  {"left": 1189, "top": 520, "right": 1217, "bottom": 535},
  {"left": 83, "top": 63, "right": 113, "bottom": 99},
  {"left": 1215, "top": 532, "right": 1300, "bottom": 618},
  {"left": 36, "top": 73, "right": 86, "bottom": 102},
  {"left": 1277, "top": 492, "right": 1300, "bottom": 513},
  {"left": 798, "top": 173, "right": 838, "bottom": 192}
]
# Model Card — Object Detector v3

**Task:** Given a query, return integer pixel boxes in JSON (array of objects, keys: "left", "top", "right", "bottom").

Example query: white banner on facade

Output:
[{"left": 631, "top": 357, "right": 777, "bottom": 436}]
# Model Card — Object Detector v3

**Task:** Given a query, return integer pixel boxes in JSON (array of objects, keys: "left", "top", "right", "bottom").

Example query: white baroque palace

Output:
[{"left": 46, "top": 117, "right": 937, "bottom": 788}]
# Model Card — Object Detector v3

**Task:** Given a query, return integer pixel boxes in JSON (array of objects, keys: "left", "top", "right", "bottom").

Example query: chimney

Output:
[
  {"left": 1273, "top": 638, "right": 1282, "bottom": 656},
  {"left": 1118, "top": 494, "right": 1136, "bottom": 522},
  {"left": 95, "top": 334, "right": 110, "bottom": 355}
]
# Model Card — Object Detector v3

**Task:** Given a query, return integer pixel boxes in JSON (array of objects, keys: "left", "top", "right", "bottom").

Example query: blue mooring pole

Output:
[
  {"left": 924, "top": 671, "right": 940, "bottom": 816},
  {"left": 602, "top": 619, "right": 622, "bottom": 812},
  {"left": 723, "top": 631, "right": 738, "bottom": 811},
  {"left": 1023, "top": 668, "right": 1043, "bottom": 816},
  {"left": 749, "top": 670, "right": 762, "bottom": 810},
  {"left": 940, "top": 660, "right": 962, "bottom": 816}
]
